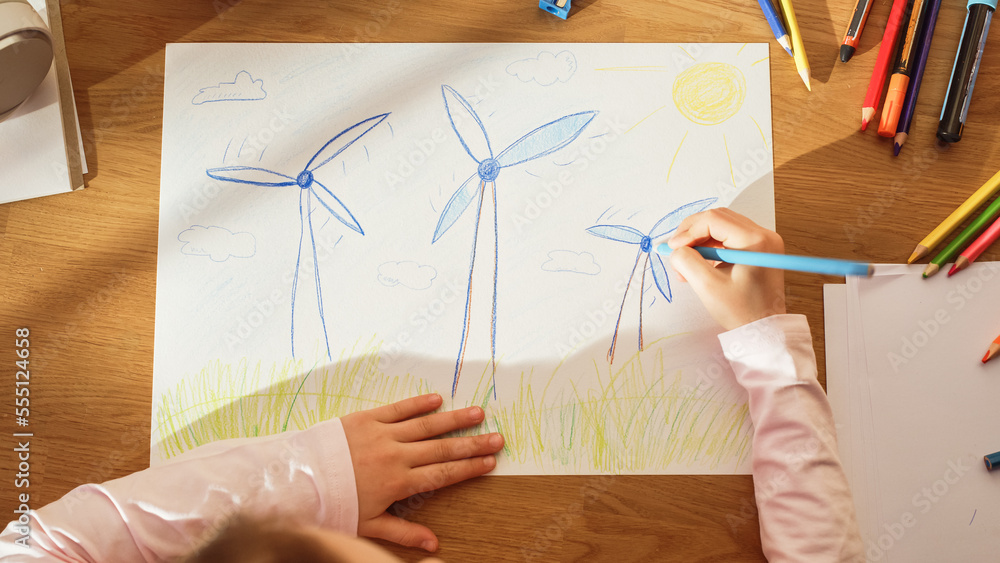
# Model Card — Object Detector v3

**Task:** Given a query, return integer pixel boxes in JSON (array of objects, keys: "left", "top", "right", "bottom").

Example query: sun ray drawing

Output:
[
  {"left": 433, "top": 85, "right": 596, "bottom": 398},
  {"left": 206, "top": 113, "right": 390, "bottom": 360},
  {"left": 587, "top": 198, "right": 717, "bottom": 363}
]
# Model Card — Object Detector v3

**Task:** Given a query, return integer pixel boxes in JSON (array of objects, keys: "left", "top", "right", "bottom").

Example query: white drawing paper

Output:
[{"left": 154, "top": 43, "right": 774, "bottom": 475}]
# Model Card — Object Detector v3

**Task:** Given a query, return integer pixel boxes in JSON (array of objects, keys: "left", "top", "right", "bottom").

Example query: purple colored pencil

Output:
[{"left": 894, "top": 0, "right": 942, "bottom": 156}]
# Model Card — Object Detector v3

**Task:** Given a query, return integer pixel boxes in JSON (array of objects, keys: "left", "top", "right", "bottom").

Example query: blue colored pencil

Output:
[
  {"left": 655, "top": 245, "right": 874, "bottom": 277},
  {"left": 757, "top": 0, "right": 794, "bottom": 56}
]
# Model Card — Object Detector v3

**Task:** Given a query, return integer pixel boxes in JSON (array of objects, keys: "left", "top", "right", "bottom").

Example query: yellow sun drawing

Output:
[
  {"left": 597, "top": 46, "right": 769, "bottom": 187},
  {"left": 672, "top": 63, "right": 746, "bottom": 126}
]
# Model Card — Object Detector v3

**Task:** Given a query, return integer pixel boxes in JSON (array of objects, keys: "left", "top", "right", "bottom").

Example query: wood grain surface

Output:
[{"left": 1, "top": 1, "right": 998, "bottom": 561}]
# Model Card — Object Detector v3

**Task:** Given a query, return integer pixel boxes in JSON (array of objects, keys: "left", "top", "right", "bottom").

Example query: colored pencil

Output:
[
  {"left": 757, "top": 0, "right": 794, "bottom": 56},
  {"left": 908, "top": 168, "right": 1000, "bottom": 263},
  {"left": 982, "top": 335, "right": 1000, "bottom": 363},
  {"left": 655, "top": 245, "right": 874, "bottom": 277},
  {"left": 949, "top": 214, "right": 1000, "bottom": 275},
  {"left": 861, "top": 0, "right": 910, "bottom": 130},
  {"left": 986, "top": 450, "right": 1000, "bottom": 468},
  {"left": 777, "top": 0, "right": 811, "bottom": 90},
  {"left": 878, "top": 0, "right": 930, "bottom": 137},
  {"left": 841, "top": 0, "right": 875, "bottom": 62},
  {"left": 923, "top": 195, "right": 1000, "bottom": 278},
  {"left": 894, "top": 0, "right": 942, "bottom": 155}
]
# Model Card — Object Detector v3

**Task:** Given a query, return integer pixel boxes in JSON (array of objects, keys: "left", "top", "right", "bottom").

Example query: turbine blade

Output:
[
  {"left": 442, "top": 85, "right": 493, "bottom": 163},
  {"left": 305, "top": 113, "right": 390, "bottom": 172},
  {"left": 311, "top": 179, "right": 364, "bottom": 235},
  {"left": 207, "top": 166, "right": 296, "bottom": 187},
  {"left": 649, "top": 197, "right": 719, "bottom": 239},
  {"left": 433, "top": 173, "right": 481, "bottom": 243},
  {"left": 650, "top": 252, "right": 672, "bottom": 302},
  {"left": 586, "top": 224, "right": 645, "bottom": 244},
  {"left": 495, "top": 111, "right": 597, "bottom": 168}
]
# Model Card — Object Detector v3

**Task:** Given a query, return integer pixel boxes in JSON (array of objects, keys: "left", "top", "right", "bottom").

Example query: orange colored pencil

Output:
[
  {"left": 862, "top": 0, "right": 910, "bottom": 130},
  {"left": 982, "top": 333, "right": 1000, "bottom": 363},
  {"left": 949, "top": 214, "right": 1000, "bottom": 275},
  {"left": 879, "top": 0, "right": 930, "bottom": 137}
]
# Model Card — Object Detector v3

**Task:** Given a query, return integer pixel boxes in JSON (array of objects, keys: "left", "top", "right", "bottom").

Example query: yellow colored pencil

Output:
[
  {"left": 777, "top": 0, "right": 811, "bottom": 91},
  {"left": 908, "top": 168, "right": 1000, "bottom": 263}
]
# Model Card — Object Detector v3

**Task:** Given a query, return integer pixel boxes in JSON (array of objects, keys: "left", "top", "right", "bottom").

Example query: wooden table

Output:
[{"left": 2, "top": 1, "right": 998, "bottom": 560}]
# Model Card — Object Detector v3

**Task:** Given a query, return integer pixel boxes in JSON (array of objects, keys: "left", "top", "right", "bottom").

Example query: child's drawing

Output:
[
  {"left": 540, "top": 250, "right": 601, "bottom": 275},
  {"left": 178, "top": 225, "right": 256, "bottom": 262},
  {"left": 377, "top": 261, "right": 437, "bottom": 290},
  {"left": 433, "top": 85, "right": 596, "bottom": 397},
  {"left": 206, "top": 113, "right": 390, "bottom": 359},
  {"left": 587, "top": 197, "right": 717, "bottom": 362},
  {"left": 192, "top": 71, "right": 267, "bottom": 105},
  {"left": 671, "top": 63, "right": 746, "bottom": 126},
  {"left": 506, "top": 51, "right": 578, "bottom": 86},
  {"left": 155, "top": 43, "right": 774, "bottom": 476}
]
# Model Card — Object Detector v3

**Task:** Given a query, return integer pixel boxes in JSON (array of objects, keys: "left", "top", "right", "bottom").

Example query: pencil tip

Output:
[
  {"left": 778, "top": 36, "right": 792, "bottom": 55},
  {"left": 840, "top": 45, "right": 855, "bottom": 63},
  {"left": 861, "top": 120, "right": 868, "bottom": 131},
  {"left": 800, "top": 69, "right": 811, "bottom": 91},
  {"left": 893, "top": 143, "right": 901, "bottom": 156},
  {"left": 923, "top": 263, "right": 940, "bottom": 278},
  {"left": 947, "top": 265, "right": 957, "bottom": 277},
  {"left": 907, "top": 246, "right": 927, "bottom": 264},
  {"left": 983, "top": 352, "right": 991, "bottom": 363}
]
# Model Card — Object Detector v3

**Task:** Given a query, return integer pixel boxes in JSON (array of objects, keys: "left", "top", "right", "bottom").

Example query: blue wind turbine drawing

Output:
[
  {"left": 433, "top": 85, "right": 597, "bottom": 397},
  {"left": 587, "top": 197, "right": 717, "bottom": 363},
  {"left": 206, "top": 113, "right": 389, "bottom": 360}
]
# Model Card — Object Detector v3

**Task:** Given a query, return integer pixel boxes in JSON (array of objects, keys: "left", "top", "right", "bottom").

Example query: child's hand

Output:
[
  {"left": 340, "top": 393, "right": 503, "bottom": 552},
  {"left": 666, "top": 208, "right": 786, "bottom": 331}
]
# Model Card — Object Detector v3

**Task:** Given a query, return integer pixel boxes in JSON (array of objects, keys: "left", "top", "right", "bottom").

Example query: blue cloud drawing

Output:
[
  {"left": 541, "top": 250, "right": 601, "bottom": 275},
  {"left": 378, "top": 261, "right": 438, "bottom": 290},
  {"left": 506, "top": 51, "right": 578, "bottom": 86},
  {"left": 192, "top": 71, "right": 267, "bottom": 105},
  {"left": 178, "top": 225, "right": 256, "bottom": 262}
]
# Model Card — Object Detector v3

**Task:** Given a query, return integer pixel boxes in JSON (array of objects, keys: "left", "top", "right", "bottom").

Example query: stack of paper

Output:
[
  {"left": 0, "top": 0, "right": 86, "bottom": 205},
  {"left": 825, "top": 264, "right": 1000, "bottom": 561}
]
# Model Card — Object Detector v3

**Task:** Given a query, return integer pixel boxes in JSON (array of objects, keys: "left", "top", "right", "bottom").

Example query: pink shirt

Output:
[
  {"left": 720, "top": 315, "right": 863, "bottom": 562},
  {"left": 1, "top": 314, "right": 862, "bottom": 561},
  {"left": 0, "top": 419, "right": 358, "bottom": 561}
]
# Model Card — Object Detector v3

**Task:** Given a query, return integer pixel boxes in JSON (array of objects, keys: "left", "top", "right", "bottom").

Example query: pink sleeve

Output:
[
  {"left": 718, "top": 314, "right": 864, "bottom": 563},
  {"left": 0, "top": 418, "right": 358, "bottom": 562}
]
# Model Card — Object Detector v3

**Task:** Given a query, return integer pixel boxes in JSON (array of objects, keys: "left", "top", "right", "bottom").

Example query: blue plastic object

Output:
[{"left": 539, "top": 0, "right": 571, "bottom": 19}]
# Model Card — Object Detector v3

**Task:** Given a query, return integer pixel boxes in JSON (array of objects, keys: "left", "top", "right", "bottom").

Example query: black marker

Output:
[{"left": 937, "top": 0, "right": 997, "bottom": 143}]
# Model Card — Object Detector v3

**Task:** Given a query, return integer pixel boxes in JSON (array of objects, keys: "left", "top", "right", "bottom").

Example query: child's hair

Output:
[{"left": 183, "top": 517, "right": 345, "bottom": 563}]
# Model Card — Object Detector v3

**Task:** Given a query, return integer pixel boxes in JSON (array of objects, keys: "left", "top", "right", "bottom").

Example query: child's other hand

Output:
[
  {"left": 666, "top": 208, "right": 786, "bottom": 331},
  {"left": 340, "top": 393, "right": 503, "bottom": 552}
]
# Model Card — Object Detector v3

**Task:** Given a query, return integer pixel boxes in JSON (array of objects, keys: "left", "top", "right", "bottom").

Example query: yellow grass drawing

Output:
[{"left": 156, "top": 339, "right": 752, "bottom": 473}]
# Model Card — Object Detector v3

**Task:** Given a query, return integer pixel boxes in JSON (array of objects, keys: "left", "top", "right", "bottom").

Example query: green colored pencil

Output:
[{"left": 923, "top": 195, "right": 1000, "bottom": 277}]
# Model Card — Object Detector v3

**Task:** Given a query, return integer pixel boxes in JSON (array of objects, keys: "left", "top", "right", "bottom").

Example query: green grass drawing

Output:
[{"left": 155, "top": 337, "right": 752, "bottom": 473}]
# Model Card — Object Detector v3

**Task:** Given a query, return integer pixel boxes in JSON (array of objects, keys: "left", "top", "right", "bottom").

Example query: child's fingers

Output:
[
  {"left": 668, "top": 208, "right": 771, "bottom": 251},
  {"left": 409, "top": 433, "right": 504, "bottom": 467},
  {"left": 411, "top": 455, "right": 498, "bottom": 494},
  {"left": 359, "top": 512, "right": 439, "bottom": 552},
  {"left": 370, "top": 393, "right": 443, "bottom": 423},
  {"left": 397, "top": 406, "right": 485, "bottom": 442},
  {"left": 669, "top": 246, "right": 726, "bottom": 293}
]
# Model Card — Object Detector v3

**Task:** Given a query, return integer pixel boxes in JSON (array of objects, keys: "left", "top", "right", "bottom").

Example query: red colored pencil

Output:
[
  {"left": 861, "top": 0, "right": 910, "bottom": 130},
  {"left": 948, "top": 214, "right": 1000, "bottom": 275},
  {"left": 982, "top": 333, "right": 1000, "bottom": 363}
]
